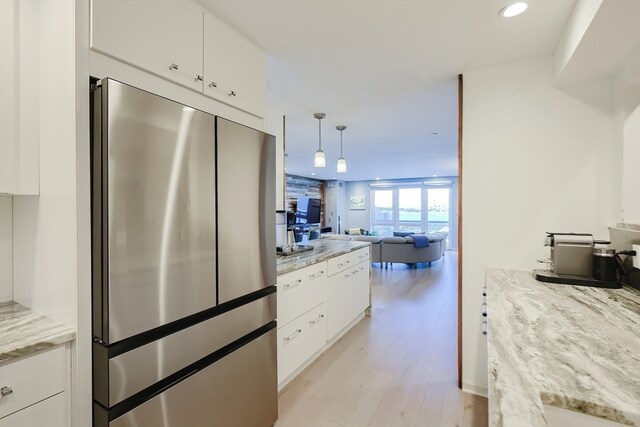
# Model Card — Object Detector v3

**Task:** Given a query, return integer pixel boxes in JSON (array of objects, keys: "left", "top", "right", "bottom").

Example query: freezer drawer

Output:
[
  {"left": 100, "top": 329, "right": 278, "bottom": 427},
  {"left": 91, "top": 79, "right": 217, "bottom": 344},
  {"left": 94, "top": 292, "right": 276, "bottom": 407},
  {"left": 217, "top": 117, "right": 276, "bottom": 304}
]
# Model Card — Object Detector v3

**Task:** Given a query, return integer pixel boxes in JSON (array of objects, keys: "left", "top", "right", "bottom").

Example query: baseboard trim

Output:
[{"left": 462, "top": 381, "right": 488, "bottom": 398}]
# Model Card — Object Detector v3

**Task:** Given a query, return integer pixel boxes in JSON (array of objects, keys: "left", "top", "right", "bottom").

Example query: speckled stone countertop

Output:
[
  {"left": 276, "top": 239, "right": 370, "bottom": 275},
  {"left": 486, "top": 269, "right": 640, "bottom": 427},
  {"left": 0, "top": 301, "right": 75, "bottom": 364}
]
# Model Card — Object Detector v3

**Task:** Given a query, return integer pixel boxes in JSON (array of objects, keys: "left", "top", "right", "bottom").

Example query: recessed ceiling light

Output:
[
  {"left": 433, "top": 175, "right": 438, "bottom": 177},
  {"left": 332, "top": 177, "right": 336, "bottom": 180},
  {"left": 375, "top": 177, "right": 381, "bottom": 180},
  {"left": 310, "top": 172, "right": 316, "bottom": 176},
  {"left": 500, "top": 2, "right": 528, "bottom": 17}
]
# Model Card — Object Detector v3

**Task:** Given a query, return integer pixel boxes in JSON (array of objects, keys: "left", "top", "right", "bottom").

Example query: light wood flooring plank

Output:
[{"left": 275, "top": 252, "right": 487, "bottom": 427}]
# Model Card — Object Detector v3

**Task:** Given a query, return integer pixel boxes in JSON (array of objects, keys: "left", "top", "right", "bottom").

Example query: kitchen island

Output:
[
  {"left": 486, "top": 269, "right": 640, "bottom": 427},
  {"left": 276, "top": 238, "right": 371, "bottom": 387}
]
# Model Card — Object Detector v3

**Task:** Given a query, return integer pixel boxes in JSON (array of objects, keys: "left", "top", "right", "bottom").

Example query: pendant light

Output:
[
  {"left": 336, "top": 125, "right": 347, "bottom": 173},
  {"left": 313, "top": 113, "right": 326, "bottom": 167}
]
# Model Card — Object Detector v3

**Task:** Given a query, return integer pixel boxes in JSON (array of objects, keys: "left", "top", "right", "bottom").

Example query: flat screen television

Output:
[{"left": 295, "top": 197, "right": 321, "bottom": 224}]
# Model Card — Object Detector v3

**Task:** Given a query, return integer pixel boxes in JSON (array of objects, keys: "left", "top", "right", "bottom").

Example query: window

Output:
[{"left": 370, "top": 184, "right": 452, "bottom": 247}]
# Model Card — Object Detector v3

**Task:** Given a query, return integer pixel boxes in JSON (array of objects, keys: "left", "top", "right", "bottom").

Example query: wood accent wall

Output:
[{"left": 285, "top": 174, "right": 325, "bottom": 225}]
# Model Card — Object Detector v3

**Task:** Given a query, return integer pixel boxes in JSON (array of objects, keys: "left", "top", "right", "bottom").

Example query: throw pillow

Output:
[{"left": 393, "top": 231, "right": 414, "bottom": 237}]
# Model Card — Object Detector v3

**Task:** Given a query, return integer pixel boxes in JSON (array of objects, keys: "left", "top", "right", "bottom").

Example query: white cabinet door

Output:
[
  {"left": 0, "top": 392, "right": 66, "bottom": 427},
  {"left": 91, "top": 0, "right": 204, "bottom": 91},
  {"left": 0, "top": 0, "right": 38, "bottom": 195},
  {"left": 277, "top": 303, "right": 327, "bottom": 384},
  {"left": 0, "top": 346, "right": 66, "bottom": 419},
  {"left": 203, "top": 12, "right": 266, "bottom": 117},
  {"left": 327, "top": 260, "right": 370, "bottom": 340},
  {"left": 277, "top": 262, "right": 327, "bottom": 327}
]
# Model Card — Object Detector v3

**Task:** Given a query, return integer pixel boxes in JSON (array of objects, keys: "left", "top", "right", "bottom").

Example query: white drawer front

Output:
[
  {"left": 0, "top": 392, "right": 66, "bottom": 427},
  {"left": 277, "top": 262, "right": 327, "bottom": 326},
  {"left": 327, "top": 247, "right": 370, "bottom": 277},
  {"left": 277, "top": 303, "right": 327, "bottom": 384},
  {"left": 0, "top": 346, "right": 66, "bottom": 418}
]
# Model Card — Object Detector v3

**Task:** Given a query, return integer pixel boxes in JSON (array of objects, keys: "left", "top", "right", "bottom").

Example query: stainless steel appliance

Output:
[
  {"left": 91, "top": 79, "right": 277, "bottom": 427},
  {"left": 545, "top": 232, "right": 594, "bottom": 276}
]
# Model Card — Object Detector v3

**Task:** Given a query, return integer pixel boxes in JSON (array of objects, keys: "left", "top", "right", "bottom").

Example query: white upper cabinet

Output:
[
  {"left": 91, "top": 0, "right": 204, "bottom": 91},
  {"left": 0, "top": 0, "right": 39, "bottom": 195},
  {"left": 203, "top": 12, "right": 267, "bottom": 118}
]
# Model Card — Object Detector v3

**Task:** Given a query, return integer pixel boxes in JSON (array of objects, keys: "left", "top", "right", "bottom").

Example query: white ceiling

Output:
[{"left": 197, "top": 0, "right": 576, "bottom": 181}]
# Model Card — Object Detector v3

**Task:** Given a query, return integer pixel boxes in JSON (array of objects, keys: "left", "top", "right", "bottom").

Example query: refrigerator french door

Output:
[{"left": 91, "top": 78, "right": 277, "bottom": 427}]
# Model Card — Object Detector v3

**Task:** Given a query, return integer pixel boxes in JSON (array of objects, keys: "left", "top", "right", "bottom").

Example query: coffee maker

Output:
[{"left": 276, "top": 210, "right": 294, "bottom": 253}]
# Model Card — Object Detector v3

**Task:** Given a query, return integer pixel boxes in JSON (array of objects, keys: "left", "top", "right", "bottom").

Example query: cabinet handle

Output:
[
  {"left": 283, "top": 279, "right": 302, "bottom": 290},
  {"left": 358, "top": 253, "right": 368, "bottom": 259},
  {"left": 309, "top": 271, "right": 324, "bottom": 280},
  {"left": 482, "top": 303, "right": 487, "bottom": 317},
  {"left": 228, "top": 90, "right": 237, "bottom": 97},
  {"left": 482, "top": 287, "right": 487, "bottom": 297},
  {"left": 482, "top": 321, "right": 488, "bottom": 336},
  {"left": 208, "top": 81, "right": 218, "bottom": 88},
  {"left": 283, "top": 329, "right": 302, "bottom": 342},
  {"left": 309, "top": 314, "right": 325, "bottom": 326},
  {"left": 0, "top": 386, "right": 13, "bottom": 398},
  {"left": 344, "top": 272, "right": 351, "bottom": 279},
  {"left": 168, "top": 63, "right": 203, "bottom": 82},
  {"left": 338, "top": 260, "right": 350, "bottom": 268}
]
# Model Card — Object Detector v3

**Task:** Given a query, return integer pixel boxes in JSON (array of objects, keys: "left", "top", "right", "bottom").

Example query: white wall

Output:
[
  {"left": 554, "top": 0, "right": 602, "bottom": 82},
  {"left": 461, "top": 55, "right": 613, "bottom": 395},
  {"left": 12, "top": 0, "right": 79, "bottom": 328},
  {"left": 612, "top": 47, "right": 640, "bottom": 225},
  {"left": 622, "top": 104, "right": 640, "bottom": 224},
  {"left": 0, "top": 196, "right": 12, "bottom": 302}
]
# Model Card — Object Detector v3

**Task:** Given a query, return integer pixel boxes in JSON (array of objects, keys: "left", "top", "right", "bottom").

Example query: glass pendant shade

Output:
[
  {"left": 313, "top": 113, "right": 326, "bottom": 168},
  {"left": 314, "top": 149, "right": 326, "bottom": 168},
  {"left": 337, "top": 157, "right": 347, "bottom": 173},
  {"left": 336, "top": 124, "right": 347, "bottom": 174}
]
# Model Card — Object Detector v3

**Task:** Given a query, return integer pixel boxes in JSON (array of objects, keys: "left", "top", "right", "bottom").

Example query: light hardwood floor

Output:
[{"left": 275, "top": 252, "right": 488, "bottom": 427}]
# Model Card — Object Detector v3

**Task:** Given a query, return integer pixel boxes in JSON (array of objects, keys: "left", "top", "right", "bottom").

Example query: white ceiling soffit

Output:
[
  {"left": 197, "top": 0, "right": 576, "bottom": 181},
  {"left": 555, "top": 0, "right": 640, "bottom": 87}
]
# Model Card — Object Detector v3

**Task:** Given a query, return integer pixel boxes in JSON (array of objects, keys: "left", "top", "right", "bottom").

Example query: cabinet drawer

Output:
[
  {"left": 277, "top": 303, "right": 327, "bottom": 384},
  {"left": 0, "top": 346, "right": 66, "bottom": 418},
  {"left": 277, "top": 262, "right": 327, "bottom": 326},
  {"left": 0, "top": 392, "right": 66, "bottom": 427},
  {"left": 327, "top": 247, "right": 370, "bottom": 276}
]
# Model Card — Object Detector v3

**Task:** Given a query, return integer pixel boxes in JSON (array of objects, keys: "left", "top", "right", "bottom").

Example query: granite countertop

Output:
[
  {"left": 486, "top": 269, "right": 640, "bottom": 427},
  {"left": 0, "top": 301, "right": 76, "bottom": 364},
  {"left": 276, "top": 239, "right": 370, "bottom": 275}
]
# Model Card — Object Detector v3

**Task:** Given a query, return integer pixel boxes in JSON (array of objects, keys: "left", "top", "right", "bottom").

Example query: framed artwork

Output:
[{"left": 349, "top": 195, "right": 366, "bottom": 210}]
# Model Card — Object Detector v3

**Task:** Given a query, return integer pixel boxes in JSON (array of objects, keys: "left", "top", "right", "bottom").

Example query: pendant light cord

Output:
[
  {"left": 318, "top": 117, "right": 322, "bottom": 150},
  {"left": 340, "top": 130, "right": 343, "bottom": 157}
]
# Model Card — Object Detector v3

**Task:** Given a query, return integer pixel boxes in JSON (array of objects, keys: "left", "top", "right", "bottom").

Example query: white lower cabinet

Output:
[
  {"left": 327, "top": 260, "right": 370, "bottom": 340},
  {"left": 276, "top": 247, "right": 371, "bottom": 387},
  {"left": 0, "top": 392, "right": 66, "bottom": 427},
  {"left": 0, "top": 345, "right": 68, "bottom": 426},
  {"left": 277, "top": 303, "right": 327, "bottom": 384}
]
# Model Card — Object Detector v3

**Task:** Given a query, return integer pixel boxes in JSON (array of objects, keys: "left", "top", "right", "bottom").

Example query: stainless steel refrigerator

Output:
[{"left": 90, "top": 78, "right": 277, "bottom": 427}]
